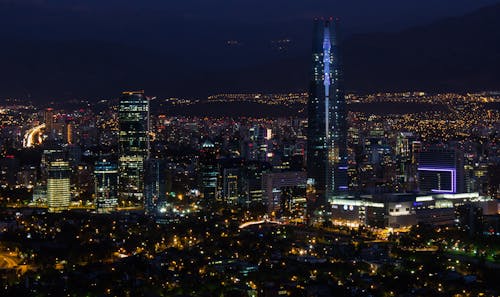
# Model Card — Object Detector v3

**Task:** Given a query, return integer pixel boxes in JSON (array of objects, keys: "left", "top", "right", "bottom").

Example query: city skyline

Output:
[{"left": 0, "top": 4, "right": 498, "bottom": 296}]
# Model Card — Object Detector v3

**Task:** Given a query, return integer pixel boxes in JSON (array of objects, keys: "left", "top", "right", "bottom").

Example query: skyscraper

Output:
[
  {"left": 118, "top": 91, "right": 150, "bottom": 207},
  {"left": 145, "top": 158, "right": 167, "bottom": 213},
  {"left": 307, "top": 19, "right": 348, "bottom": 208},
  {"left": 95, "top": 159, "right": 118, "bottom": 213},
  {"left": 199, "top": 140, "right": 218, "bottom": 201},
  {"left": 418, "top": 146, "right": 464, "bottom": 194},
  {"left": 44, "top": 108, "right": 54, "bottom": 136},
  {"left": 47, "top": 159, "right": 71, "bottom": 213}
]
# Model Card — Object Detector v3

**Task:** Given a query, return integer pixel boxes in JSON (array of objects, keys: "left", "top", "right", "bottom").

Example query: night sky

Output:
[
  {"left": 1, "top": 0, "right": 497, "bottom": 33},
  {"left": 0, "top": 0, "right": 499, "bottom": 99}
]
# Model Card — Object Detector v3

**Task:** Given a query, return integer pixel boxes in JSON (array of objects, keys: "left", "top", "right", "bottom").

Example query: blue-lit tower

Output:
[{"left": 307, "top": 19, "right": 348, "bottom": 208}]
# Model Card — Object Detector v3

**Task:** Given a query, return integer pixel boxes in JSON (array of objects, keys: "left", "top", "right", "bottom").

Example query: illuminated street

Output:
[
  {"left": 23, "top": 123, "right": 45, "bottom": 148},
  {"left": 0, "top": 1, "right": 499, "bottom": 296}
]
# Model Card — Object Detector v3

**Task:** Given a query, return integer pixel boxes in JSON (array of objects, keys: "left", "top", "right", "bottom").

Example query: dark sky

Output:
[
  {"left": 0, "top": 0, "right": 498, "bottom": 99},
  {"left": 1, "top": 0, "right": 497, "bottom": 65},
  {"left": 1, "top": 0, "right": 498, "bottom": 32}
]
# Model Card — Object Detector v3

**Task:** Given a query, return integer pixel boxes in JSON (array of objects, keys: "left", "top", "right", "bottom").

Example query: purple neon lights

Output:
[{"left": 418, "top": 167, "right": 456, "bottom": 193}]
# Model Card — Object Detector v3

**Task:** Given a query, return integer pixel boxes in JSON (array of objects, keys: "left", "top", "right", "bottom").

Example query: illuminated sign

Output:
[{"left": 418, "top": 167, "right": 456, "bottom": 193}]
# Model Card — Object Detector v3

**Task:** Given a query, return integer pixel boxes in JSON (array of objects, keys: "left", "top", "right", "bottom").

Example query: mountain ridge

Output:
[{"left": 0, "top": 2, "right": 499, "bottom": 100}]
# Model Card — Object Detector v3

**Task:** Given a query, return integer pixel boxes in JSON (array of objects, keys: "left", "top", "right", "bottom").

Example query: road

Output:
[
  {"left": 23, "top": 123, "right": 46, "bottom": 148},
  {"left": 0, "top": 254, "right": 18, "bottom": 269},
  {"left": 0, "top": 252, "right": 31, "bottom": 274}
]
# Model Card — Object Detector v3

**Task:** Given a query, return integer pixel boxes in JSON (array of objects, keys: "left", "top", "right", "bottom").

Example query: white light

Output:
[{"left": 416, "top": 196, "right": 433, "bottom": 202}]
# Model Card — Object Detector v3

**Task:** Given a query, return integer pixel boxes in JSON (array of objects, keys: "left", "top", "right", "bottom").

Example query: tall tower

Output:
[
  {"left": 47, "top": 159, "right": 71, "bottom": 213},
  {"left": 307, "top": 19, "right": 348, "bottom": 208},
  {"left": 144, "top": 158, "right": 167, "bottom": 213},
  {"left": 44, "top": 108, "right": 54, "bottom": 136},
  {"left": 95, "top": 158, "right": 118, "bottom": 213},
  {"left": 199, "top": 140, "right": 218, "bottom": 201},
  {"left": 118, "top": 91, "right": 150, "bottom": 207},
  {"left": 418, "top": 146, "right": 464, "bottom": 194}
]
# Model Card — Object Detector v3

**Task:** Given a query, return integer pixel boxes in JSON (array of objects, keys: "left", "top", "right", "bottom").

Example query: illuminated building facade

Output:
[
  {"left": 47, "top": 160, "right": 71, "bottom": 212},
  {"left": 395, "top": 133, "right": 420, "bottom": 191},
  {"left": 262, "top": 171, "right": 307, "bottom": 219},
  {"left": 223, "top": 168, "right": 240, "bottom": 205},
  {"left": 44, "top": 108, "right": 54, "bottom": 134},
  {"left": 94, "top": 159, "right": 118, "bottom": 213},
  {"left": 200, "top": 140, "right": 218, "bottom": 201},
  {"left": 118, "top": 91, "right": 150, "bottom": 207},
  {"left": 307, "top": 19, "right": 348, "bottom": 208},
  {"left": 331, "top": 192, "right": 489, "bottom": 228},
  {"left": 418, "top": 147, "right": 464, "bottom": 194}
]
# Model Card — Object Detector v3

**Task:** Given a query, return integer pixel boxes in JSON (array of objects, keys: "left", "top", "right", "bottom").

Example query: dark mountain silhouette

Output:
[
  {"left": 220, "top": 2, "right": 500, "bottom": 94},
  {"left": 0, "top": 3, "right": 498, "bottom": 101},
  {"left": 342, "top": 2, "right": 500, "bottom": 92}
]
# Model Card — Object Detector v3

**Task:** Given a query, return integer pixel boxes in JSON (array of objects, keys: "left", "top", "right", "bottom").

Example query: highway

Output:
[
  {"left": 0, "top": 251, "right": 31, "bottom": 274},
  {"left": 239, "top": 219, "right": 281, "bottom": 229},
  {"left": 0, "top": 254, "right": 18, "bottom": 269},
  {"left": 23, "top": 123, "right": 46, "bottom": 148}
]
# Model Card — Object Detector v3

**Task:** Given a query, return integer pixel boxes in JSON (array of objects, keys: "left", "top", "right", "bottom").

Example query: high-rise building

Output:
[
  {"left": 41, "top": 148, "right": 63, "bottom": 184},
  {"left": 199, "top": 140, "right": 218, "bottom": 201},
  {"left": 418, "top": 147, "right": 464, "bottom": 194},
  {"left": 223, "top": 168, "right": 240, "bottom": 205},
  {"left": 65, "top": 122, "right": 73, "bottom": 144},
  {"left": 262, "top": 171, "right": 307, "bottom": 219},
  {"left": 307, "top": 18, "right": 348, "bottom": 208},
  {"left": 118, "top": 91, "right": 150, "bottom": 207},
  {"left": 44, "top": 108, "right": 54, "bottom": 135},
  {"left": 395, "top": 133, "right": 419, "bottom": 192},
  {"left": 145, "top": 158, "right": 167, "bottom": 213},
  {"left": 242, "top": 161, "right": 272, "bottom": 206},
  {"left": 94, "top": 159, "right": 118, "bottom": 213},
  {"left": 0, "top": 155, "right": 19, "bottom": 186},
  {"left": 47, "top": 159, "right": 71, "bottom": 212}
]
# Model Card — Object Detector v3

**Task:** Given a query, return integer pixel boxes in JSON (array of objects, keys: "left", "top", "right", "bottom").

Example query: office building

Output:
[
  {"left": 118, "top": 91, "right": 150, "bottom": 207},
  {"left": 199, "top": 140, "right": 218, "bottom": 201},
  {"left": 418, "top": 147, "right": 464, "bottom": 194},
  {"left": 330, "top": 192, "right": 492, "bottom": 228},
  {"left": 395, "top": 133, "right": 420, "bottom": 192},
  {"left": 223, "top": 168, "right": 240, "bottom": 205},
  {"left": 307, "top": 18, "right": 348, "bottom": 208},
  {"left": 145, "top": 158, "right": 167, "bottom": 212},
  {"left": 44, "top": 108, "right": 54, "bottom": 135},
  {"left": 263, "top": 171, "right": 307, "bottom": 219},
  {"left": 94, "top": 159, "right": 118, "bottom": 213},
  {"left": 47, "top": 159, "right": 71, "bottom": 212},
  {"left": 241, "top": 161, "right": 272, "bottom": 206}
]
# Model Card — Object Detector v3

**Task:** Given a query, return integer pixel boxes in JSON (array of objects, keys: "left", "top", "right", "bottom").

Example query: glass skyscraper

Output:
[
  {"left": 47, "top": 159, "right": 71, "bottom": 213},
  {"left": 307, "top": 19, "right": 348, "bottom": 208},
  {"left": 199, "top": 140, "right": 218, "bottom": 201},
  {"left": 95, "top": 159, "right": 118, "bottom": 213},
  {"left": 418, "top": 147, "right": 464, "bottom": 194},
  {"left": 118, "top": 91, "right": 150, "bottom": 207},
  {"left": 145, "top": 158, "right": 167, "bottom": 213}
]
